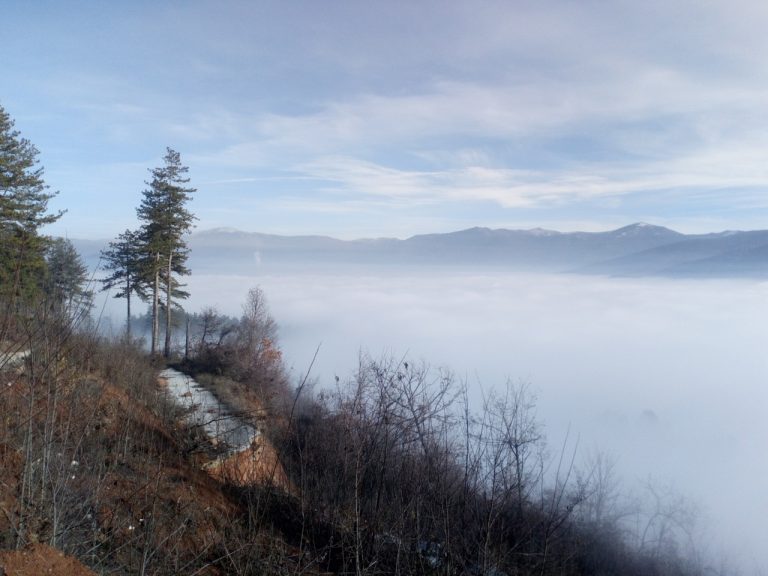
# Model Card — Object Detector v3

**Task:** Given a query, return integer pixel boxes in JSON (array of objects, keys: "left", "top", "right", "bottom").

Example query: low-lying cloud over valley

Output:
[{"left": 174, "top": 268, "right": 768, "bottom": 572}]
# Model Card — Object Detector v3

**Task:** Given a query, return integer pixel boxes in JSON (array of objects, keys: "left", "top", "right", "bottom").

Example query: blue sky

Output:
[{"left": 4, "top": 0, "right": 768, "bottom": 239}]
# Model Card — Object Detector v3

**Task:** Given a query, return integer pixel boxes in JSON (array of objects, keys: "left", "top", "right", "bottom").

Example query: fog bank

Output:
[{"left": 172, "top": 270, "right": 768, "bottom": 571}]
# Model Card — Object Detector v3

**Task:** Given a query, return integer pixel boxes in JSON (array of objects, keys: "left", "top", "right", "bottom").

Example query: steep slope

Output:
[{"left": 0, "top": 336, "right": 260, "bottom": 575}]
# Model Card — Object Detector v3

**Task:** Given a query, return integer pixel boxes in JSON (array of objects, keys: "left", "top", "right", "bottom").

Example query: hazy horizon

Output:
[{"left": 69, "top": 220, "right": 768, "bottom": 244}]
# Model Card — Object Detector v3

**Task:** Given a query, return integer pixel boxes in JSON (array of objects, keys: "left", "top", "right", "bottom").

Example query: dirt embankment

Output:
[
  {"left": 205, "top": 435, "right": 291, "bottom": 490},
  {"left": 0, "top": 543, "right": 96, "bottom": 575},
  {"left": 158, "top": 371, "right": 293, "bottom": 492},
  {"left": 1, "top": 359, "right": 236, "bottom": 573},
  {"left": 1, "top": 339, "right": 295, "bottom": 575}
]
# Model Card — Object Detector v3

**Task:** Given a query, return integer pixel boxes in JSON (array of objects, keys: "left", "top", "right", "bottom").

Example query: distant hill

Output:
[
  {"left": 182, "top": 223, "right": 768, "bottom": 278},
  {"left": 72, "top": 223, "right": 768, "bottom": 278}
]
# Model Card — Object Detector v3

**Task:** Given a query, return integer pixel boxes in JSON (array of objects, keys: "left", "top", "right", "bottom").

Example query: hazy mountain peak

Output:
[
  {"left": 196, "top": 227, "right": 246, "bottom": 236},
  {"left": 611, "top": 222, "right": 680, "bottom": 237},
  {"left": 527, "top": 227, "right": 560, "bottom": 236}
]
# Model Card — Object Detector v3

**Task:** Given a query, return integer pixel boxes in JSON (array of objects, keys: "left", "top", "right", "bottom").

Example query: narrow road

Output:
[{"left": 159, "top": 368, "right": 258, "bottom": 453}]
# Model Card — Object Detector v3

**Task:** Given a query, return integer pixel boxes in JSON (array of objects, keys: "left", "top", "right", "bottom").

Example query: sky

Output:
[{"left": 4, "top": 0, "right": 768, "bottom": 239}]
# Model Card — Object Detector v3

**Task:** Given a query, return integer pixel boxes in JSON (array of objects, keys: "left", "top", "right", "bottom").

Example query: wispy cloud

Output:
[
  {"left": 9, "top": 0, "right": 768, "bottom": 237},
  {"left": 181, "top": 61, "right": 768, "bottom": 220},
  {"left": 294, "top": 145, "right": 768, "bottom": 210}
]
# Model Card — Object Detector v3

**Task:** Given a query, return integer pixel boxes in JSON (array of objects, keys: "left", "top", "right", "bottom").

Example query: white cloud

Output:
[
  {"left": 182, "top": 58, "right": 768, "bottom": 218},
  {"left": 11, "top": 0, "right": 768, "bottom": 236},
  {"left": 294, "top": 145, "right": 768, "bottom": 210}
]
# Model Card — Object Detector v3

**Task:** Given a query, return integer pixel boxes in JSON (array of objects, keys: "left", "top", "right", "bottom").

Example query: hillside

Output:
[
  {"left": 0, "top": 306, "right": 729, "bottom": 575},
  {"left": 0, "top": 334, "right": 246, "bottom": 574}
]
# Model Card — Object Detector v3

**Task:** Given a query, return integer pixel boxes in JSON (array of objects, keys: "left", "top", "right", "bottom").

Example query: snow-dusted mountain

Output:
[{"left": 72, "top": 223, "right": 768, "bottom": 278}]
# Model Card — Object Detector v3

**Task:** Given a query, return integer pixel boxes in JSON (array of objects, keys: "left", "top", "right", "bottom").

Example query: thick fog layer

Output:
[{"left": 153, "top": 270, "right": 766, "bottom": 570}]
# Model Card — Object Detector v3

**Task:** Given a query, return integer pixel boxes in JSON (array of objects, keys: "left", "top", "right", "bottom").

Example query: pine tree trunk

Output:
[
  {"left": 184, "top": 316, "right": 190, "bottom": 361},
  {"left": 152, "top": 253, "right": 160, "bottom": 355},
  {"left": 126, "top": 276, "right": 132, "bottom": 339},
  {"left": 164, "top": 251, "right": 173, "bottom": 358}
]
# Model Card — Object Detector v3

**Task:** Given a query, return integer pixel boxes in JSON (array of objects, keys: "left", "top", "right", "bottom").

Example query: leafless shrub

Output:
[{"left": 0, "top": 281, "right": 731, "bottom": 575}]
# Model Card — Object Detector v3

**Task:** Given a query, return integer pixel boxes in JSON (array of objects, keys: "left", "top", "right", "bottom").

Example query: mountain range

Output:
[
  {"left": 184, "top": 223, "right": 768, "bottom": 277},
  {"left": 74, "top": 223, "right": 768, "bottom": 278}
]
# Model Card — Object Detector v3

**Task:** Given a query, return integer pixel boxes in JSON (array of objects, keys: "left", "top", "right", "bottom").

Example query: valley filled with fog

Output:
[{"left": 163, "top": 268, "right": 768, "bottom": 571}]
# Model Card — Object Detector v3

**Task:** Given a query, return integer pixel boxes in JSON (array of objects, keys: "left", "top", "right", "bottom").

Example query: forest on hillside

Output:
[{"left": 0, "top": 103, "right": 732, "bottom": 575}]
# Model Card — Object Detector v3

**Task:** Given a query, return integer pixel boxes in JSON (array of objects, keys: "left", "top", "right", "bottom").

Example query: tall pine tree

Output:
[
  {"left": 0, "top": 104, "right": 63, "bottom": 304},
  {"left": 45, "top": 237, "right": 92, "bottom": 318},
  {"left": 137, "top": 148, "right": 196, "bottom": 356},
  {"left": 100, "top": 228, "right": 147, "bottom": 337}
]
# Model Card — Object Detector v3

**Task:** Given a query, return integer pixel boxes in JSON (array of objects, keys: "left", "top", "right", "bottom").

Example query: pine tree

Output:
[
  {"left": 100, "top": 229, "right": 147, "bottom": 337},
  {"left": 0, "top": 104, "right": 63, "bottom": 303},
  {"left": 45, "top": 237, "right": 92, "bottom": 317},
  {"left": 136, "top": 148, "right": 196, "bottom": 356}
]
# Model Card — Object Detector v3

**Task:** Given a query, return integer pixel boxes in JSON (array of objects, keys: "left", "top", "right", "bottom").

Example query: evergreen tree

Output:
[
  {"left": 0, "top": 104, "right": 63, "bottom": 303},
  {"left": 45, "top": 237, "right": 92, "bottom": 317},
  {"left": 100, "top": 228, "right": 147, "bottom": 337},
  {"left": 136, "top": 148, "right": 196, "bottom": 356}
]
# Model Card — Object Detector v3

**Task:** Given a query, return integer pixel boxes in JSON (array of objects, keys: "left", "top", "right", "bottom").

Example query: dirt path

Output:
[{"left": 158, "top": 369, "right": 292, "bottom": 491}]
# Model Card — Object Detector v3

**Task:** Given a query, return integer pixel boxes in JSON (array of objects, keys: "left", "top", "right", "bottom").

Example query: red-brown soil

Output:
[
  {"left": 0, "top": 543, "right": 96, "bottom": 575},
  {"left": 0, "top": 367, "right": 238, "bottom": 572},
  {"left": 0, "top": 340, "right": 300, "bottom": 574},
  {"left": 205, "top": 434, "right": 292, "bottom": 491}
]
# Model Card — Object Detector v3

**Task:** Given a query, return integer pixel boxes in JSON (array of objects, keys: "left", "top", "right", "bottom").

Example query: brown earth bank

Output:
[
  {"left": 0, "top": 337, "right": 299, "bottom": 574},
  {"left": 204, "top": 435, "right": 292, "bottom": 491},
  {"left": 157, "top": 370, "right": 293, "bottom": 492},
  {"left": 0, "top": 543, "right": 96, "bottom": 576}
]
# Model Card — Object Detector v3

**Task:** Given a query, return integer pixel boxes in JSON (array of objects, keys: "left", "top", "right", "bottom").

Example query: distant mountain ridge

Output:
[
  {"left": 181, "top": 223, "right": 768, "bottom": 278},
  {"left": 72, "top": 223, "right": 768, "bottom": 278}
]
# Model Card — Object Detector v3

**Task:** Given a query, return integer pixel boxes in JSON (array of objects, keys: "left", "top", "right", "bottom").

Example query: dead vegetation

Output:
[
  {"left": 0, "top": 326, "right": 240, "bottom": 574},
  {"left": 0, "top": 289, "right": 731, "bottom": 575},
  {"left": 0, "top": 293, "right": 324, "bottom": 575}
]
